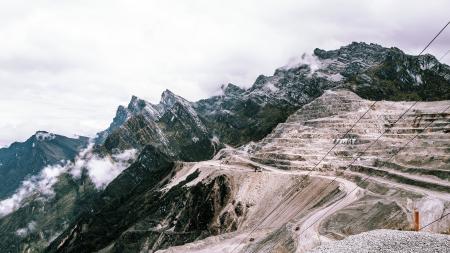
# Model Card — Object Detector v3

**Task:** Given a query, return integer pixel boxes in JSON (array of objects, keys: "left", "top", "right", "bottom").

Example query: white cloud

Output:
[
  {"left": 0, "top": 0, "right": 449, "bottom": 146},
  {"left": 70, "top": 145, "right": 137, "bottom": 189},
  {"left": 85, "top": 149, "right": 137, "bottom": 189},
  {"left": 0, "top": 164, "right": 67, "bottom": 217},
  {"left": 282, "top": 53, "right": 323, "bottom": 73},
  {"left": 0, "top": 144, "right": 137, "bottom": 217}
]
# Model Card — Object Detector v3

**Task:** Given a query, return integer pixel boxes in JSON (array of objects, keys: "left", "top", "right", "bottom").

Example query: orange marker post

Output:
[{"left": 414, "top": 209, "right": 420, "bottom": 231}]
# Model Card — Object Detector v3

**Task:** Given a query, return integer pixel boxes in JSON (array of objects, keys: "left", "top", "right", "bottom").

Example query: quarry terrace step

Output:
[
  {"left": 375, "top": 161, "right": 450, "bottom": 180},
  {"left": 253, "top": 153, "right": 449, "bottom": 164},
  {"left": 262, "top": 134, "right": 450, "bottom": 141},
  {"left": 348, "top": 165, "right": 450, "bottom": 193},
  {"left": 284, "top": 118, "right": 450, "bottom": 127},
  {"left": 254, "top": 147, "right": 450, "bottom": 157},
  {"left": 287, "top": 114, "right": 450, "bottom": 124}
]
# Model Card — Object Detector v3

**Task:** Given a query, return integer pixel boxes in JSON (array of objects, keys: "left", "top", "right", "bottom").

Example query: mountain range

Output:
[{"left": 0, "top": 42, "right": 449, "bottom": 253}]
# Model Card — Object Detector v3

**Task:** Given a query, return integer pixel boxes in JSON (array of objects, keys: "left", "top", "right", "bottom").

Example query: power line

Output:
[
  {"left": 278, "top": 20, "right": 450, "bottom": 243},
  {"left": 234, "top": 98, "right": 417, "bottom": 253},
  {"left": 228, "top": 100, "right": 378, "bottom": 253},
  {"left": 230, "top": 20, "right": 450, "bottom": 252},
  {"left": 420, "top": 212, "right": 450, "bottom": 231},
  {"left": 264, "top": 104, "right": 419, "bottom": 249},
  {"left": 418, "top": 21, "right": 450, "bottom": 56},
  {"left": 261, "top": 22, "right": 450, "bottom": 252},
  {"left": 295, "top": 103, "right": 450, "bottom": 240},
  {"left": 289, "top": 101, "right": 417, "bottom": 234},
  {"left": 263, "top": 21, "right": 450, "bottom": 251},
  {"left": 347, "top": 107, "right": 450, "bottom": 232}
]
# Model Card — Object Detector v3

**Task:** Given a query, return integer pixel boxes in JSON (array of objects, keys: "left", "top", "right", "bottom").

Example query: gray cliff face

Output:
[
  {"left": 1, "top": 42, "right": 447, "bottom": 253},
  {"left": 195, "top": 42, "right": 450, "bottom": 146},
  {"left": 95, "top": 42, "right": 450, "bottom": 151},
  {"left": 98, "top": 89, "right": 217, "bottom": 162}
]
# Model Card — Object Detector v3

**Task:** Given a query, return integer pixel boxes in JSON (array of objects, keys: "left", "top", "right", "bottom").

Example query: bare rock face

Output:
[
  {"left": 150, "top": 90, "right": 449, "bottom": 253},
  {"left": 47, "top": 43, "right": 450, "bottom": 253},
  {"left": 94, "top": 42, "right": 450, "bottom": 153},
  {"left": 3, "top": 42, "right": 450, "bottom": 253},
  {"left": 195, "top": 42, "right": 450, "bottom": 146},
  {"left": 47, "top": 150, "right": 237, "bottom": 253},
  {"left": 96, "top": 90, "right": 218, "bottom": 162},
  {"left": 95, "top": 43, "right": 449, "bottom": 153}
]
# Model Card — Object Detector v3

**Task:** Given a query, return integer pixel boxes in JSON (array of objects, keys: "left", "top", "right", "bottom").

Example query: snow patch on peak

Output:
[
  {"left": 315, "top": 72, "right": 344, "bottom": 82},
  {"left": 123, "top": 95, "right": 162, "bottom": 121},
  {"left": 15, "top": 221, "right": 37, "bottom": 237},
  {"left": 263, "top": 81, "right": 279, "bottom": 93},
  {"left": 35, "top": 131, "right": 56, "bottom": 141},
  {"left": 159, "top": 89, "right": 189, "bottom": 113},
  {"left": 221, "top": 83, "right": 244, "bottom": 96}
]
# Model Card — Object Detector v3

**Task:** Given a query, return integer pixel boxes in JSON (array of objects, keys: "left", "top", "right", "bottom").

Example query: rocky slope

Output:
[
  {"left": 1, "top": 42, "right": 450, "bottom": 253},
  {"left": 47, "top": 43, "right": 450, "bottom": 253},
  {"left": 160, "top": 90, "right": 450, "bottom": 253},
  {"left": 96, "top": 90, "right": 219, "bottom": 162},
  {"left": 48, "top": 90, "right": 450, "bottom": 253},
  {"left": 0, "top": 131, "right": 88, "bottom": 199},
  {"left": 196, "top": 42, "right": 450, "bottom": 146},
  {"left": 97, "top": 42, "right": 450, "bottom": 149}
]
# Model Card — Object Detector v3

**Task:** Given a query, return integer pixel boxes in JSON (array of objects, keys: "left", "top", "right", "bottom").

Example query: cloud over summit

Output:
[{"left": 0, "top": 0, "right": 449, "bottom": 146}]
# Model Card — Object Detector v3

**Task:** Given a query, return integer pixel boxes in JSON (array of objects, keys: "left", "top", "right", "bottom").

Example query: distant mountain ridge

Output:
[
  {"left": 46, "top": 42, "right": 450, "bottom": 252},
  {"left": 0, "top": 131, "right": 88, "bottom": 199},
  {"left": 0, "top": 42, "right": 449, "bottom": 253},
  {"left": 98, "top": 42, "right": 450, "bottom": 150}
]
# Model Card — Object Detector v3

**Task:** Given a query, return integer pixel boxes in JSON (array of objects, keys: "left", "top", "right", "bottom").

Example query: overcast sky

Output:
[{"left": 0, "top": 0, "right": 449, "bottom": 146}]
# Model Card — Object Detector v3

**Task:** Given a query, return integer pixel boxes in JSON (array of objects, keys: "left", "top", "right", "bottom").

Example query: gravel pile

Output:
[{"left": 308, "top": 229, "right": 450, "bottom": 253}]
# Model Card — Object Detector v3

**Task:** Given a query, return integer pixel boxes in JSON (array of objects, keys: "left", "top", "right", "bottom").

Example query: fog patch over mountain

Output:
[
  {"left": 0, "top": 163, "right": 66, "bottom": 217},
  {"left": 74, "top": 147, "right": 137, "bottom": 189},
  {"left": 0, "top": 143, "right": 137, "bottom": 217},
  {"left": 1, "top": 0, "right": 449, "bottom": 147}
]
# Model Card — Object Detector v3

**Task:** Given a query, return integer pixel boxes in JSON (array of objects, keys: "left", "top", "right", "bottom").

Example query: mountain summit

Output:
[{"left": 1, "top": 42, "right": 449, "bottom": 253}]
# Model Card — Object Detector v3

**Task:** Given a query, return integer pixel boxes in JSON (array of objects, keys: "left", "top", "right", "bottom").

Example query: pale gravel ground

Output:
[{"left": 307, "top": 229, "right": 450, "bottom": 253}]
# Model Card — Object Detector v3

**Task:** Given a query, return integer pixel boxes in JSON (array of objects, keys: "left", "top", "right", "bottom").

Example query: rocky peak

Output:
[
  {"left": 221, "top": 83, "right": 244, "bottom": 96},
  {"left": 314, "top": 42, "right": 387, "bottom": 60},
  {"left": 33, "top": 131, "right": 56, "bottom": 142},
  {"left": 158, "top": 89, "right": 201, "bottom": 119},
  {"left": 127, "top": 95, "right": 148, "bottom": 114},
  {"left": 115, "top": 105, "right": 130, "bottom": 123},
  {"left": 418, "top": 54, "right": 442, "bottom": 70},
  {"left": 0, "top": 132, "right": 88, "bottom": 199},
  {"left": 160, "top": 89, "right": 181, "bottom": 109}
]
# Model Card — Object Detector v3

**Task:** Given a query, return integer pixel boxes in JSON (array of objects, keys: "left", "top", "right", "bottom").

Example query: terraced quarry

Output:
[{"left": 155, "top": 89, "right": 450, "bottom": 253}]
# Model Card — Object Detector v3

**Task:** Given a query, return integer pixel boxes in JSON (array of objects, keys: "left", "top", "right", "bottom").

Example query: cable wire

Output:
[
  {"left": 228, "top": 100, "right": 378, "bottom": 253},
  {"left": 229, "top": 20, "right": 450, "bottom": 253},
  {"left": 296, "top": 103, "right": 450, "bottom": 240},
  {"left": 418, "top": 21, "right": 450, "bottom": 56},
  {"left": 420, "top": 212, "right": 450, "bottom": 231}
]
